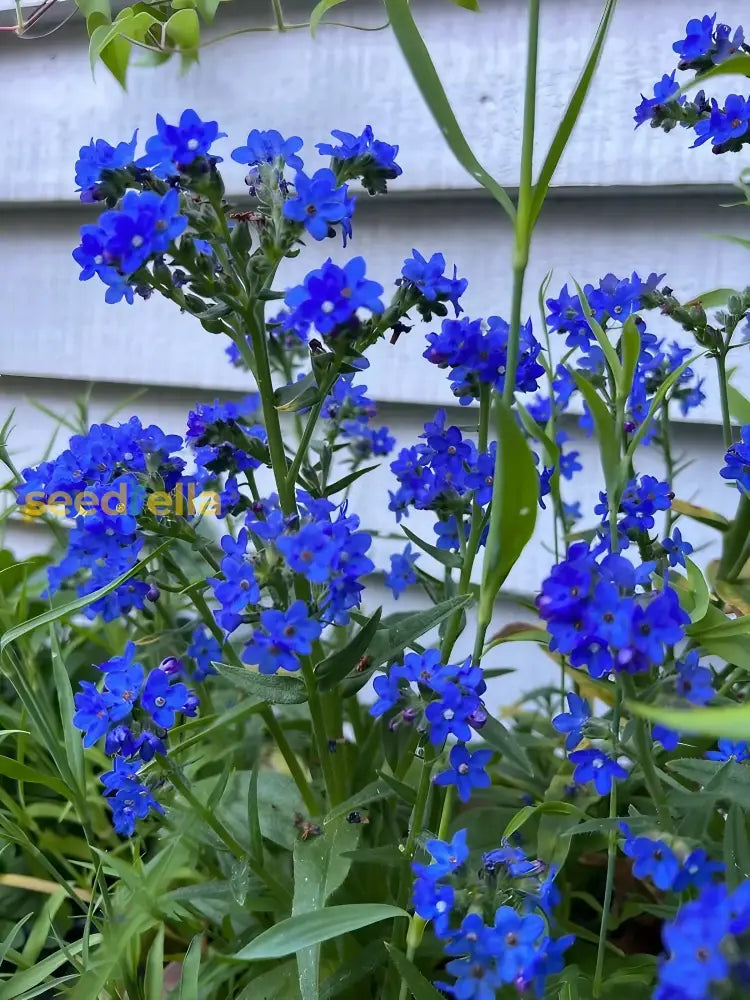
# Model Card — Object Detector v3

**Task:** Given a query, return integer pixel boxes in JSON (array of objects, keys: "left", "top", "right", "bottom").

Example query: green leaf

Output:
[
  {"left": 569, "top": 370, "right": 620, "bottom": 496},
  {"left": 529, "top": 0, "right": 617, "bottom": 227},
  {"left": 449, "top": 0, "right": 480, "bottom": 8},
  {"left": 233, "top": 904, "right": 408, "bottom": 960},
  {"left": 325, "top": 778, "right": 396, "bottom": 823},
  {"left": 323, "top": 464, "right": 379, "bottom": 498},
  {"left": 385, "top": 944, "right": 445, "bottom": 999},
  {"left": 144, "top": 925, "right": 165, "bottom": 1000},
  {"left": 0, "top": 755, "right": 69, "bottom": 798},
  {"left": 686, "top": 287, "right": 737, "bottom": 309},
  {"left": 620, "top": 316, "right": 642, "bottom": 402},
  {"left": 573, "top": 279, "right": 623, "bottom": 390},
  {"left": 274, "top": 373, "right": 322, "bottom": 412},
  {"left": 380, "top": 0, "right": 515, "bottom": 219},
  {"left": 0, "top": 935, "right": 103, "bottom": 1000},
  {"left": 89, "top": 20, "right": 131, "bottom": 86},
  {"left": 316, "top": 607, "right": 383, "bottom": 690},
  {"left": 49, "top": 625, "right": 85, "bottom": 800},
  {"left": 310, "top": 0, "right": 348, "bottom": 35},
  {"left": 678, "top": 53, "right": 750, "bottom": 92},
  {"left": 319, "top": 940, "right": 387, "bottom": 1000},
  {"left": 728, "top": 384, "right": 750, "bottom": 425},
  {"left": 715, "top": 577, "right": 750, "bottom": 616},
  {"left": 724, "top": 803, "right": 750, "bottom": 890},
  {"left": 480, "top": 397, "right": 538, "bottom": 616},
  {"left": 675, "top": 557, "right": 710, "bottom": 624},
  {"left": 292, "top": 816, "right": 360, "bottom": 1000},
  {"left": 178, "top": 935, "right": 202, "bottom": 1000},
  {"left": 479, "top": 715, "right": 532, "bottom": 775},
  {"left": 212, "top": 661, "right": 307, "bottom": 704},
  {"left": 166, "top": 8, "right": 199, "bottom": 49},
  {"left": 670, "top": 499, "right": 730, "bottom": 532},
  {"left": 400, "top": 524, "right": 462, "bottom": 568},
  {"left": 629, "top": 701, "right": 750, "bottom": 740},
  {"left": 503, "top": 800, "right": 586, "bottom": 841},
  {"left": 196, "top": 0, "right": 224, "bottom": 21},
  {"left": 365, "top": 594, "right": 473, "bottom": 671},
  {"left": 248, "top": 760, "right": 263, "bottom": 866},
  {"left": 0, "top": 540, "right": 171, "bottom": 653}
]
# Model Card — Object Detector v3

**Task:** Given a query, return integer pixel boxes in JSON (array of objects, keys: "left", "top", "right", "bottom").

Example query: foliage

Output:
[{"left": 1, "top": 5, "right": 750, "bottom": 1000}]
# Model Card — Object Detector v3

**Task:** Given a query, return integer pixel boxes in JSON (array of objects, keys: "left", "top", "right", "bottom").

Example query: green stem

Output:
[
  {"left": 271, "top": 0, "right": 285, "bottom": 30},
  {"left": 661, "top": 399, "right": 675, "bottom": 537},
  {"left": 716, "top": 350, "right": 734, "bottom": 451},
  {"left": 629, "top": 695, "right": 671, "bottom": 830},
  {"left": 593, "top": 682, "right": 621, "bottom": 998},
  {"left": 718, "top": 492, "right": 750, "bottom": 581}
]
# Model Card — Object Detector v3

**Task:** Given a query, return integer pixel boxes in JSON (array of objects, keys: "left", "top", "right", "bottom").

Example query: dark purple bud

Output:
[
  {"left": 105, "top": 725, "right": 138, "bottom": 758},
  {"left": 468, "top": 707, "right": 488, "bottom": 730},
  {"left": 159, "top": 656, "right": 183, "bottom": 676},
  {"left": 146, "top": 584, "right": 161, "bottom": 602},
  {"left": 623, "top": 420, "right": 636, "bottom": 434},
  {"left": 402, "top": 706, "right": 417, "bottom": 723},
  {"left": 183, "top": 693, "right": 200, "bottom": 717}
]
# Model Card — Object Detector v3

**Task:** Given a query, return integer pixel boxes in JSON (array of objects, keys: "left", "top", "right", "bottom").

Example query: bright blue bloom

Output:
[
  {"left": 559, "top": 447, "right": 582, "bottom": 480},
  {"left": 96, "top": 641, "right": 140, "bottom": 674},
  {"left": 242, "top": 601, "right": 322, "bottom": 674},
  {"left": 653, "top": 724, "right": 679, "bottom": 751},
  {"left": 657, "top": 884, "right": 732, "bottom": 999},
  {"left": 569, "top": 748, "right": 628, "bottom": 795},
  {"left": 434, "top": 742, "right": 493, "bottom": 802},
  {"left": 109, "top": 777, "right": 165, "bottom": 836},
  {"left": 105, "top": 665, "right": 144, "bottom": 719},
  {"left": 720, "top": 425, "right": 750, "bottom": 491},
  {"left": 400, "top": 249, "right": 468, "bottom": 317},
  {"left": 714, "top": 22, "right": 745, "bottom": 62},
  {"left": 140, "top": 669, "right": 194, "bottom": 729},
  {"left": 424, "top": 683, "right": 478, "bottom": 744},
  {"left": 317, "top": 125, "right": 402, "bottom": 194},
  {"left": 629, "top": 589, "right": 689, "bottom": 666},
  {"left": 483, "top": 841, "right": 540, "bottom": 878},
  {"left": 706, "top": 738, "right": 750, "bottom": 762},
  {"left": 412, "top": 877, "right": 454, "bottom": 937},
  {"left": 231, "top": 129, "right": 303, "bottom": 169},
  {"left": 675, "top": 650, "right": 714, "bottom": 704},
  {"left": 663, "top": 527, "right": 694, "bottom": 568},
  {"left": 414, "top": 829, "right": 469, "bottom": 881},
  {"left": 620, "top": 823, "right": 680, "bottom": 890},
  {"left": 552, "top": 692, "right": 590, "bottom": 751},
  {"left": 277, "top": 522, "right": 337, "bottom": 583},
  {"left": 673, "top": 13, "right": 716, "bottom": 61},
  {"left": 187, "top": 627, "right": 221, "bottom": 681},
  {"left": 634, "top": 73, "right": 686, "bottom": 127},
  {"left": 209, "top": 545, "right": 261, "bottom": 631},
  {"left": 537, "top": 463, "right": 555, "bottom": 509},
  {"left": 492, "top": 907, "right": 546, "bottom": 983},
  {"left": 384, "top": 544, "right": 419, "bottom": 599},
  {"left": 674, "top": 849, "right": 725, "bottom": 892},
  {"left": 284, "top": 257, "right": 384, "bottom": 336},
  {"left": 75, "top": 130, "right": 138, "bottom": 200},
  {"left": 137, "top": 109, "right": 226, "bottom": 174},
  {"left": 73, "top": 682, "right": 119, "bottom": 748},
  {"left": 434, "top": 516, "right": 461, "bottom": 552},
  {"left": 283, "top": 168, "right": 354, "bottom": 241},
  {"left": 370, "top": 667, "right": 408, "bottom": 718},
  {"left": 693, "top": 94, "right": 750, "bottom": 148}
]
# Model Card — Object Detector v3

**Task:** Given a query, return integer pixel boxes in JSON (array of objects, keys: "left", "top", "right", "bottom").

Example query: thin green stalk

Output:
[
  {"left": 718, "top": 492, "right": 750, "bottom": 581},
  {"left": 661, "top": 399, "right": 676, "bottom": 537},
  {"left": 593, "top": 683, "right": 621, "bottom": 998},
  {"left": 271, "top": 0, "right": 285, "bottom": 30},
  {"left": 715, "top": 350, "right": 734, "bottom": 450}
]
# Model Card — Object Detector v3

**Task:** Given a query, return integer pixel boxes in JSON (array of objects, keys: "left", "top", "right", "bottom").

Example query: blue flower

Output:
[
  {"left": 662, "top": 527, "right": 694, "bottom": 568},
  {"left": 720, "top": 425, "right": 750, "bottom": 491},
  {"left": 714, "top": 22, "right": 745, "bottom": 62},
  {"left": 569, "top": 748, "right": 627, "bottom": 795},
  {"left": 105, "top": 665, "right": 144, "bottom": 719},
  {"left": 693, "top": 95, "right": 750, "bottom": 149},
  {"left": 674, "top": 849, "right": 725, "bottom": 892},
  {"left": 424, "top": 683, "right": 478, "bottom": 744},
  {"left": 412, "top": 877, "right": 454, "bottom": 937},
  {"left": 414, "top": 829, "right": 469, "bottom": 881},
  {"left": 138, "top": 109, "right": 226, "bottom": 174},
  {"left": 434, "top": 742, "right": 493, "bottom": 803},
  {"left": 317, "top": 125, "right": 402, "bottom": 194},
  {"left": 384, "top": 544, "right": 419, "bottom": 599},
  {"left": 400, "top": 249, "right": 467, "bottom": 317},
  {"left": 140, "top": 669, "right": 194, "bottom": 729},
  {"left": 552, "top": 692, "right": 590, "bottom": 751},
  {"left": 75, "top": 130, "right": 138, "bottom": 200},
  {"left": 73, "top": 681, "right": 119, "bottom": 748},
  {"left": 370, "top": 665, "right": 410, "bottom": 718},
  {"left": 673, "top": 14, "right": 716, "bottom": 61},
  {"left": 706, "top": 738, "right": 750, "bottom": 762},
  {"left": 284, "top": 257, "right": 384, "bottom": 336},
  {"left": 492, "top": 907, "right": 545, "bottom": 984},
  {"left": 276, "top": 522, "right": 337, "bottom": 583},
  {"left": 620, "top": 823, "right": 680, "bottom": 890},
  {"left": 675, "top": 650, "right": 714, "bottom": 705},
  {"left": 187, "top": 627, "right": 221, "bottom": 681},
  {"left": 231, "top": 129, "right": 304, "bottom": 170},
  {"left": 634, "top": 73, "right": 686, "bottom": 127},
  {"left": 109, "top": 777, "right": 165, "bottom": 836},
  {"left": 653, "top": 724, "right": 680, "bottom": 751},
  {"left": 283, "top": 168, "right": 354, "bottom": 241},
  {"left": 242, "top": 601, "right": 322, "bottom": 674},
  {"left": 629, "top": 589, "right": 689, "bottom": 666},
  {"left": 483, "top": 841, "right": 540, "bottom": 877},
  {"left": 657, "top": 884, "right": 732, "bottom": 999}
]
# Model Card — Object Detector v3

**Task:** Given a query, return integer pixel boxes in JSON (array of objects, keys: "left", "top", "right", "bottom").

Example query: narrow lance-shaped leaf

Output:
[
  {"left": 569, "top": 370, "right": 621, "bottom": 498},
  {"left": 310, "top": 0, "right": 349, "bottom": 35},
  {"left": 572, "top": 278, "right": 623, "bottom": 390},
  {"left": 380, "top": 0, "right": 515, "bottom": 220},
  {"left": 479, "top": 397, "right": 538, "bottom": 623},
  {"left": 212, "top": 661, "right": 307, "bottom": 704},
  {"left": 315, "top": 606, "right": 382, "bottom": 689}
]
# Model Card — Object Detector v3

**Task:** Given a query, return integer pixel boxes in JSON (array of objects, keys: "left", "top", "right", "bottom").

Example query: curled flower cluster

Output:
[
  {"left": 619, "top": 822, "right": 723, "bottom": 893},
  {"left": 635, "top": 13, "right": 750, "bottom": 153},
  {"left": 73, "top": 642, "right": 198, "bottom": 835},
  {"left": 321, "top": 376, "right": 396, "bottom": 460},
  {"left": 16, "top": 418, "right": 184, "bottom": 620},
  {"left": 411, "top": 830, "right": 573, "bottom": 998}
]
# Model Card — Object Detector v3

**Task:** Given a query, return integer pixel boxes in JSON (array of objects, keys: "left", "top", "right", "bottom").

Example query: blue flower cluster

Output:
[
  {"left": 321, "top": 376, "right": 396, "bottom": 460},
  {"left": 137, "top": 109, "right": 226, "bottom": 176},
  {"left": 384, "top": 543, "right": 420, "bottom": 600},
  {"left": 317, "top": 125, "right": 402, "bottom": 195},
  {"left": 398, "top": 249, "right": 468, "bottom": 322},
  {"left": 186, "top": 626, "right": 222, "bottom": 682},
  {"left": 423, "top": 315, "right": 545, "bottom": 404},
  {"left": 388, "top": 409, "right": 494, "bottom": 549},
  {"left": 620, "top": 822, "right": 723, "bottom": 893},
  {"left": 75, "top": 130, "right": 138, "bottom": 202},
  {"left": 635, "top": 14, "right": 750, "bottom": 153},
  {"left": 74, "top": 188, "right": 187, "bottom": 303},
  {"left": 208, "top": 490, "right": 373, "bottom": 649},
  {"left": 412, "top": 829, "right": 573, "bottom": 998},
  {"left": 17, "top": 418, "right": 184, "bottom": 620},
  {"left": 537, "top": 537, "right": 689, "bottom": 678},
  {"left": 370, "top": 649, "right": 487, "bottom": 743},
  {"left": 720, "top": 424, "right": 750, "bottom": 491},
  {"left": 73, "top": 642, "right": 197, "bottom": 835},
  {"left": 282, "top": 257, "right": 385, "bottom": 340},
  {"left": 655, "top": 880, "right": 750, "bottom": 1000}
]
